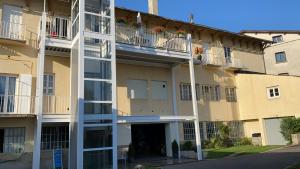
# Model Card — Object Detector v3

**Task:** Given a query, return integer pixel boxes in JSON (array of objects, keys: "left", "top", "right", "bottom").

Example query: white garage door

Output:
[{"left": 264, "top": 118, "right": 288, "bottom": 145}]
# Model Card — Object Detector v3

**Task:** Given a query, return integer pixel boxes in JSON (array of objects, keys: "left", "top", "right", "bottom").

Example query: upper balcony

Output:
[
  {"left": 116, "top": 23, "right": 191, "bottom": 63},
  {"left": 0, "top": 21, "right": 27, "bottom": 46},
  {"left": 196, "top": 52, "right": 243, "bottom": 70},
  {"left": 44, "top": 15, "right": 72, "bottom": 50},
  {"left": 0, "top": 95, "right": 35, "bottom": 117}
]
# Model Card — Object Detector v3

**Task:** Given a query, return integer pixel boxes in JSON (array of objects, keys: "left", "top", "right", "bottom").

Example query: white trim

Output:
[
  {"left": 42, "top": 114, "right": 71, "bottom": 122},
  {"left": 117, "top": 115, "right": 196, "bottom": 123},
  {"left": 45, "top": 37, "right": 71, "bottom": 49}
]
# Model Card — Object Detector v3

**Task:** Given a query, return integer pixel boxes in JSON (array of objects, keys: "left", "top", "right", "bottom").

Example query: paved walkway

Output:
[{"left": 164, "top": 145, "right": 300, "bottom": 169}]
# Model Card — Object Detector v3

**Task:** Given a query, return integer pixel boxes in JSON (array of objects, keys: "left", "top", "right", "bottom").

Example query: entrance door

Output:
[
  {"left": 2, "top": 5, "right": 23, "bottom": 39},
  {"left": 0, "top": 76, "right": 16, "bottom": 113},
  {"left": 131, "top": 124, "right": 166, "bottom": 157}
]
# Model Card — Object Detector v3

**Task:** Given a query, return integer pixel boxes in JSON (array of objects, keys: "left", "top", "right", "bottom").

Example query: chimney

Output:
[{"left": 148, "top": 0, "right": 158, "bottom": 15}]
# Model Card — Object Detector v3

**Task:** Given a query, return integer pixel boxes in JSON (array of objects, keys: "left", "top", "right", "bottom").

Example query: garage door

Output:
[{"left": 264, "top": 118, "right": 288, "bottom": 145}]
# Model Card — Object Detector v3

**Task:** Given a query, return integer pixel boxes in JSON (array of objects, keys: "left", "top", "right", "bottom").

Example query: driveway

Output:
[{"left": 164, "top": 145, "right": 300, "bottom": 169}]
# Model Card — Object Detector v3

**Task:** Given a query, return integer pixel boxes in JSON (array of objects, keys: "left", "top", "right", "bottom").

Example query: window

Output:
[
  {"left": 43, "top": 74, "right": 54, "bottom": 95},
  {"left": 267, "top": 86, "right": 280, "bottom": 99},
  {"left": 0, "top": 76, "right": 16, "bottom": 113},
  {"left": 224, "top": 47, "right": 232, "bottom": 63},
  {"left": 225, "top": 87, "right": 237, "bottom": 102},
  {"left": 183, "top": 122, "right": 195, "bottom": 140},
  {"left": 206, "top": 122, "right": 222, "bottom": 139},
  {"left": 272, "top": 35, "right": 283, "bottom": 43},
  {"left": 200, "top": 85, "right": 220, "bottom": 101},
  {"left": 1, "top": 128, "right": 25, "bottom": 153},
  {"left": 179, "top": 83, "right": 200, "bottom": 101},
  {"left": 41, "top": 125, "right": 69, "bottom": 150},
  {"left": 275, "top": 52, "right": 287, "bottom": 63},
  {"left": 127, "top": 80, "right": 148, "bottom": 99}
]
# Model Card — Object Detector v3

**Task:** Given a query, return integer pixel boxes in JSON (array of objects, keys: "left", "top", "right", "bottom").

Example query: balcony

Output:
[
  {"left": 200, "top": 52, "right": 224, "bottom": 67},
  {"left": 116, "top": 23, "right": 190, "bottom": 62},
  {"left": 224, "top": 57, "right": 243, "bottom": 70},
  {"left": 0, "top": 21, "right": 26, "bottom": 45},
  {"left": 45, "top": 15, "right": 71, "bottom": 49},
  {"left": 42, "top": 96, "right": 70, "bottom": 115},
  {"left": 0, "top": 95, "right": 35, "bottom": 116}
]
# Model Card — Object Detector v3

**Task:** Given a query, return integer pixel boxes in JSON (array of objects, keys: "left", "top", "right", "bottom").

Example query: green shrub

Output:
[
  {"left": 181, "top": 141, "right": 193, "bottom": 151},
  {"left": 280, "top": 117, "right": 300, "bottom": 143},
  {"left": 234, "top": 137, "right": 252, "bottom": 146}
]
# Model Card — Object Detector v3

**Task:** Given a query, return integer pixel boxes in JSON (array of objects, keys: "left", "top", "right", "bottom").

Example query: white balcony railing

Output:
[
  {"left": 116, "top": 23, "right": 188, "bottom": 53},
  {"left": 0, "top": 21, "right": 26, "bottom": 41},
  {"left": 46, "top": 15, "right": 71, "bottom": 40},
  {"left": 0, "top": 95, "right": 35, "bottom": 115},
  {"left": 201, "top": 53, "right": 224, "bottom": 66},
  {"left": 43, "top": 96, "right": 70, "bottom": 115}
]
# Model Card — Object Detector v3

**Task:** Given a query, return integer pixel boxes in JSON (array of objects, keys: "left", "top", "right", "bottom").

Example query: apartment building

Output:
[
  {"left": 241, "top": 30, "right": 300, "bottom": 76},
  {"left": 0, "top": 0, "right": 300, "bottom": 169}
]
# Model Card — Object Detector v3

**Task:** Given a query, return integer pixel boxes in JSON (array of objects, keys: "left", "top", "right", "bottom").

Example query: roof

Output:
[
  {"left": 116, "top": 7, "right": 272, "bottom": 43},
  {"left": 240, "top": 30, "right": 300, "bottom": 34}
]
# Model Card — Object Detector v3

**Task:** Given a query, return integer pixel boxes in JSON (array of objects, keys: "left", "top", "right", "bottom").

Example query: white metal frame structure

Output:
[{"left": 69, "top": 0, "right": 117, "bottom": 169}]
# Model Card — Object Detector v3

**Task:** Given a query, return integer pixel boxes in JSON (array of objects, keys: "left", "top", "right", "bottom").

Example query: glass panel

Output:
[
  {"left": 0, "top": 76, "right": 6, "bottom": 95},
  {"left": 85, "top": 14, "right": 111, "bottom": 34},
  {"left": 83, "top": 150, "right": 112, "bottom": 169},
  {"left": 84, "top": 81, "right": 111, "bottom": 101},
  {"left": 85, "top": 0, "right": 111, "bottom": 16},
  {"left": 84, "top": 126, "right": 112, "bottom": 148},
  {"left": 84, "top": 38, "right": 111, "bottom": 59},
  {"left": 84, "top": 59, "right": 111, "bottom": 79},
  {"left": 84, "top": 103, "right": 112, "bottom": 114}
]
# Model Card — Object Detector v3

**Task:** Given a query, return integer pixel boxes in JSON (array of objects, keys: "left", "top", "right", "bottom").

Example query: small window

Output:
[
  {"left": 275, "top": 52, "right": 287, "bottom": 63},
  {"left": 225, "top": 87, "right": 237, "bottom": 102},
  {"left": 43, "top": 74, "right": 55, "bottom": 95},
  {"left": 267, "top": 86, "right": 280, "bottom": 99},
  {"left": 127, "top": 80, "right": 148, "bottom": 99},
  {"left": 180, "top": 83, "right": 200, "bottom": 101},
  {"left": 272, "top": 35, "right": 283, "bottom": 43},
  {"left": 224, "top": 47, "right": 232, "bottom": 63}
]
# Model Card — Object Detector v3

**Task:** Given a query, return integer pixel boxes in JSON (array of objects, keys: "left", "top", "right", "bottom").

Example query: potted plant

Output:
[
  {"left": 172, "top": 140, "right": 179, "bottom": 158},
  {"left": 194, "top": 47, "right": 204, "bottom": 61},
  {"left": 153, "top": 26, "right": 166, "bottom": 34},
  {"left": 176, "top": 29, "right": 187, "bottom": 38}
]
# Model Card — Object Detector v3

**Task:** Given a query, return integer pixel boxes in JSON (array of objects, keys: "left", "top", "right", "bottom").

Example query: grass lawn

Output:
[
  {"left": 205, "top": 145, "right": 282, "bottom": 159},
  {"left": 288, "top": 163, "right": 300, "bottom": 169}
]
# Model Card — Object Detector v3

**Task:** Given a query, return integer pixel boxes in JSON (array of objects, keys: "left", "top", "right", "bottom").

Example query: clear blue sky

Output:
[{"left": 115, "top": 0, "right": 300, "bottom": 33}]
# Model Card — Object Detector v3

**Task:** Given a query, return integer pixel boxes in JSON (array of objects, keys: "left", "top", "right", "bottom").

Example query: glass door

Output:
[{"left": 0, "top": 76, "right": 16, "bottom": 113}]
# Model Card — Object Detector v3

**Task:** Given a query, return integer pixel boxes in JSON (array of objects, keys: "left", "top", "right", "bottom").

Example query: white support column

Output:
[
  {"left": 187, "top": 34, "right": 203, "bottom": 160},
  {"left": 32, "top": 3, "right": 47, "bottom": 168},
  {"left": 171, "top": 64, "right": 181, "bottom": 159}
]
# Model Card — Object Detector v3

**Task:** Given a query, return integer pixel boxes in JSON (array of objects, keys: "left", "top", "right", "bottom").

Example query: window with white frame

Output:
[
  {"left": 179, "top": 83, "right": 200, "bottom": 101},
  {"left": 272, "top": 35, "right": 283, "bottom": 43},
  {"left": 43, "top": 74, "right": 54, "bottom": 95},
  {"left": 183, "top": 122, "right": 195, "bottom": 140},
  {"left": 275, "top": 52, "right": 287, "bottom": 64},
  {"left": 267, "top": 86, "right": 280, "bottom": 99},
  {"left": 225, "top": 87, "right": 237, "bottom": 102}
]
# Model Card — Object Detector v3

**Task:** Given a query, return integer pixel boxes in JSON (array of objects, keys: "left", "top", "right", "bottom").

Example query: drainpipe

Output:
[
  {"left": 187, "top": 34, "right": 203, "bottom": 160},
  {"left": 32, "top": 0, "right": 46, "bottom": 168}
]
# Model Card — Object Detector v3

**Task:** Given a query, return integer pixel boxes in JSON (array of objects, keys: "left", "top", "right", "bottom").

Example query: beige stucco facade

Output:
[
  {"left": 0, "top": 1, "right": 300, "bottom": 164},
  {"left": 242, "top": 31, "right": 300, "bottom": 76}
]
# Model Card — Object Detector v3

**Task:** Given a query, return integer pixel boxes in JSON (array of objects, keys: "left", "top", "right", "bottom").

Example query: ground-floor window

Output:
[
  {"left": 228, "top": 121, "right": 244, "bottom": 139},
  {"left": 0, "top": 127, "right": 25, "bottom": 153},
  {"left": 41, "top": 125, "right": 69, "bottom": 150},
  {"left": 183, "top": 122, "right": 195, "bottom": 140}
]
